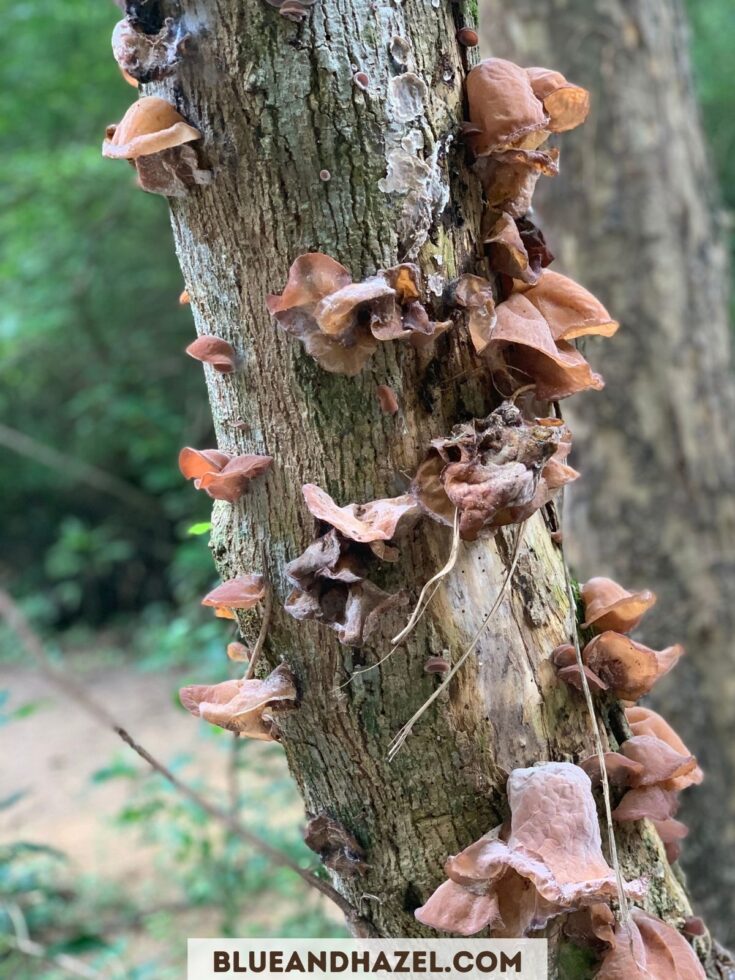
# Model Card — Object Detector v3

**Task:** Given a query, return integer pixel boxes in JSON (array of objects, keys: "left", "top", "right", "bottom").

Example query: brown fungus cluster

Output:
[
  {"left": 465, "top": 58, "right": 589, "bottom": 216},
  {"left": 412, "top": 403, "right": 577, "bottom": 540},
  {"left": 596, "top": 908, "right": 706, "bottom": 979},
  {"left": 179, "top": 664, "right": 296, "bottom": 741},
  {"left": 178, "top": 447, "right": 273, "bottom": 503},
  {"left": 554, "top": 576, "right": 682, "bottom": 701},
  {"left": 266, "top": 254, "right": 449, "bottom": 375},
  {"left": 103, "top": 96, "right": 211, "bottom": 197},
  {"left": 583, "top": 705, "right": 702, "bottom": 863},
  {"left": 284, "top": 491, "right": 414, "bottom": 646},
  {"left": 415, "top": 762, "right": 643, "bottom": 937}
]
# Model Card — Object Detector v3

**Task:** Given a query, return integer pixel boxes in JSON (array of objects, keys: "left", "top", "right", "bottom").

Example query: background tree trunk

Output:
[
  {"left": 147, "top": 0, "right": 711, "bottom": 971},
  {"left": 480, "top": 0, "right": 735, "bottom": 945}
]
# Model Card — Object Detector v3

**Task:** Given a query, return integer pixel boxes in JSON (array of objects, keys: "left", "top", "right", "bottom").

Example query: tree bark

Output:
[
  {"left": 142, "top": 0, "right": 712, "bottom": 971},
  {"left": 480, "top": 0, "right": 735, "bottom": 946}
]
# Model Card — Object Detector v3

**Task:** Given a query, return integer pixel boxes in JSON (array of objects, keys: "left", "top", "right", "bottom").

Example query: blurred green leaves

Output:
[{"left": 0, "top": 0, "right": 214, "bottom": 632}]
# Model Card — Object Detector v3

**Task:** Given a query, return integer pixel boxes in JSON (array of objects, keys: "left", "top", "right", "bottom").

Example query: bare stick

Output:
[
  {"left": 335, "top": 511, "right": 461, "bottom": 692},
  {"left": 245, "top": 588, "right": 273, "bottom": 681},
  {"left": 2, "top": 902, "right": 103, "bottom": 979},
  {"left": 558, "top": 546, "right": 630, "bottom": 925},
  {"left": 0, "top": 588, "right": 355, "bottom": 921},
  {"left": 388, "top": 522, "right": 525, "bottom": 761}
]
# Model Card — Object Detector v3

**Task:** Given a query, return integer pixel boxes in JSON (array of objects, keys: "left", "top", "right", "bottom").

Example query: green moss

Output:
[{"left": 557, "top": 942, "right": 598, "bottom": 980}]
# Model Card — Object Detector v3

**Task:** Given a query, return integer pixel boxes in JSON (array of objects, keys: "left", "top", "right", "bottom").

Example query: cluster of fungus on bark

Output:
[
  {"left": 553, "top": 575, "right": 702, "bottom": 872},
  {"left": 102, "top": 96, "right": 211, "bottom": 197},
  {"left": 91, "top": 5, "right": 712, "bottom": 962},
  {"left": 283, "top": 489, "right": 416, "bottom": 646},
  {"left": 178, "top": 448, "right": 272, "bottom": 504},
  {"left": 415, "top": 763, "right": 644, "bottom": 937},
  {"left": 266, "top": 254, "right": 449, "bottom": 375},
  {"left": 582, "top": 705, "right": 702, "bottom": 863},
  {"left": 464, "top": 59, "right": 588, "bottom": 216},
  {"left": 412, "top": 403, "right": 577, "bottom": 540},
  {"left": 179, "top": 664, "right": 296, "bottom": 741}
]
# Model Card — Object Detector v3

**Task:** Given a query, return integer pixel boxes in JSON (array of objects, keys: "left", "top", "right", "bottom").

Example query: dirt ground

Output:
[
  {"left": 0, "top": 661, "right": 339, "bottom": 974},
  {"left": 1, "top": 663, "right": 229, "bottom": 881}
]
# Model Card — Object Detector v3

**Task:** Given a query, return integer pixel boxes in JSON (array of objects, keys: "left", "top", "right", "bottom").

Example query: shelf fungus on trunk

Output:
[
  {"left": 580, "top": 576, "right": 657, "bottom": 634},
  {"left": 464, "top": 58, "right": 589, "bottom": 216},
  {"left": 179, "top": 664, "right": 297, "bottom": 740},
  {"left": 266, "top": 254, "right": 450, "bottom": 376},
  {"left": 553, "top": 631, "right": 683, "bottom": 702},
  {"left": 102, "top": 96, "right": 211, "bottom": 197},
  {"left": 178, "top": 447, "right": 273, "bottom": 503},
  {"left": 414, "top": 762, "right": 644, "bottom": 937},
  {"left": 284, "top": 526, "right": 408, "bottom": 648},
  {"left": 596, "top": 908, "right": 706, "bottom": 980},
  {"left": 581, "top": 705, "right": 703, "bottom": 863},
  {"left": 201, "top": 574, "right": 267, "bottom": 620},
  {"left": 481, "top": 213, "right": 554, "bottom": 286},
  {"left": 186, "top": 336, "right": 239, "bottom": 374},
  {"left": 411, "top": 402, "right": 575, "bottom": 540}
]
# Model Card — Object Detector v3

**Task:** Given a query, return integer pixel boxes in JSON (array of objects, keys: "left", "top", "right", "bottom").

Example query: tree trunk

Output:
[
  {"left": 143, "top": 0, "right": 711, "bottom": 971},
  {"left": 480, "top": 0, "right": 735, "bottom": 946}
]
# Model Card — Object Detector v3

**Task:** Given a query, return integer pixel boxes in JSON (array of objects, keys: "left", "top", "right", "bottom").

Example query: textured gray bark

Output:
[
  {"left": 134, "top": 0, "right": 716, "bottom": 971},
  {"left": 480, "top": 0, "right": 735, "bottom": 946}
]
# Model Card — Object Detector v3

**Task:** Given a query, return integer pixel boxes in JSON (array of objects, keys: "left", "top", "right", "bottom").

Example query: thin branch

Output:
[
  {"left": 0, "top": 588, "right": 355, "bottom": 922},
  {"left": 245, "top": 589, "right": 273, "bottom": 681},
  {"left": 558, "top": 543, "right": 630, "bottom": 925},
  {"left": 0, "top": 422, "right": 160, "bottom": 516},
  {"left": 2, "top": 902, "right": 103, "bottom": 979}
]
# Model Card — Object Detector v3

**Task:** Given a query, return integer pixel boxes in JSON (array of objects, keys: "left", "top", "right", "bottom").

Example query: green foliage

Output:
[
  {"left": 0, "top": 0, "right": 213, "bottom": 633},
  {"left": 0, "top": 732, "right": 345, "bottom": 977},
  {"left": 685, "top": 0, "right": 735, "bottom": 273}
]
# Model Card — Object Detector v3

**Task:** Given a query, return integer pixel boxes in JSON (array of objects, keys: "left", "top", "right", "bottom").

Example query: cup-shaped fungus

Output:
[
  {"left": 464, "top": 59, "right": 588, "bottom": 215},
  {"left": 412, "top": 403, "right": 567, "bottom": 539},
  {"left": 581, "top": 704, "right": 701, "bottom": 861},
  {"left": 488, "top": 292, "right": 604, "bottom": 400},
  {"left": 201, "top": 574, "right": 267, "bottom": 619},
  {"left": 514, "top": 270, "right": 618, "bottom": 341},
  {"left": 453, "top": 275, "right": 497, "bottom": 353},
  {"left": 179, "top": 664, "right": 297, "bottom": 740},
  {"left": 415, "top": 762, "right": 644, "bottom": 937},
  {"left": 267, "top": 253, "right": 449, "bottom": 375},
  {"left": 186, "top": 336, "right": 239, "bottom": 373},
  {"left": 178, "top": 447, "right": 273, "bottom": 503},
  {"left": 482, "top": 213, "right": 554, "bottom": 285},
  {"left": 283, "top": 528, "right": 407, "bottom": 647},
  {"left": 581, "top": 576, "right": 656, "bottom": 633},
  {"left": 102, "top": 96, "right": 211, "bottom": 197},
  {"left": 376, "top": 385, "right": 400, "bottom": 415},
  {"left": 465, "top": 59, "right": 550, "bottom": 158},
  {"left": 302, "top": 484, "right": 419, "bottom": 545},
  {"left": 597, "top": 908, "right": 705, "bottom": 980},
  {"left": 580, "top": 632, "right": 683, "bottom": 701},
  {"left": 525, "top": 67, "right": 590, "bottom": 133},
  {"left": 625, "top": 706, "right": 703, "bottom": 791}
]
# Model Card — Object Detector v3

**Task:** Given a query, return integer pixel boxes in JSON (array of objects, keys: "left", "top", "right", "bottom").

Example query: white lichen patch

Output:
[{"left": 379, "top": 74, "right": 450, "bottom": 257}]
